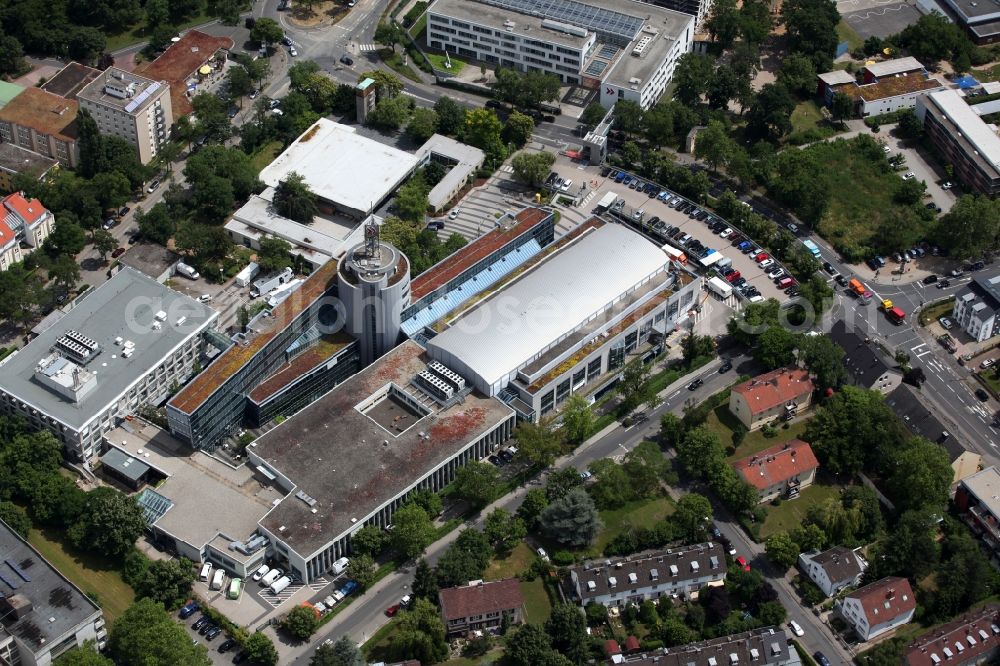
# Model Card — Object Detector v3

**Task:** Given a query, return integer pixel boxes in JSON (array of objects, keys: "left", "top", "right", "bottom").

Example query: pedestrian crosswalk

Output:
[
  {"left": 499, "top": 164, "right": 514, "bottom": 173},
  {"left": 358, "top": 43, "right": 378, "bottom": 52}
]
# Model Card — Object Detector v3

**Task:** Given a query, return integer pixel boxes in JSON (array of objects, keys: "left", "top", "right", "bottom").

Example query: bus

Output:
[
  {"left": 802, "top": 239, "right": 821, "bottom": 258},
  {"left": 227, "top": 578, "right": 243, "bottom": 600}
]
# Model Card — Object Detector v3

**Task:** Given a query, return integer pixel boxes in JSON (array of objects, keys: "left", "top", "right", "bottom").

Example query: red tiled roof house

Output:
[
  {"left": 438, "top": 579, "right": 523, "bottom": 636},
  {"left": 733, "top": 439, "right": 819, "bottom": 503},
  {"left": 728, "top": 367, "right": 814, "bottom": 431},
  {"left": 2, "top": 191, "right": 54, "bottom": 250},
  {"left": 0, "top": 212, "right": 20, "bottom": 271},
  {"left": 836, "top": 576, "right": 916, "bottom": 641}
]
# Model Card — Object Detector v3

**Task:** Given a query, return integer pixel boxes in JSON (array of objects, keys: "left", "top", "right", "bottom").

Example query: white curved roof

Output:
[{"left": 426, "top": 223, "right": 667, "bottom": 390}]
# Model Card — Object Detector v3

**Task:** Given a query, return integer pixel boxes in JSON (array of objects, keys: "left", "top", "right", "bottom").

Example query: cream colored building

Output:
[{"left": 77, "top": 68, "right": 172, "bottom": 164}]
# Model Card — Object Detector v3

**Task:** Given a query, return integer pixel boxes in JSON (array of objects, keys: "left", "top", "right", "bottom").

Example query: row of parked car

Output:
[{"left": 179, "top": 601, "right": 247, "bottom": 662}]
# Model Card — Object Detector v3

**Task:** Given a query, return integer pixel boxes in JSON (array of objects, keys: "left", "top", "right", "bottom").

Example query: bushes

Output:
[{"left": 402, "top": 1, "right": 428, "bottom": 26}]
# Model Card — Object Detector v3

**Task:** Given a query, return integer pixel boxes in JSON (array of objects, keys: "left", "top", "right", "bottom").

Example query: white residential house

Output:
[
  {"left": 798, "top": 546, "right": 867, "bottom": 597},
  {"left": 836, "top": 576, "right": 916, "bottom": 641}
]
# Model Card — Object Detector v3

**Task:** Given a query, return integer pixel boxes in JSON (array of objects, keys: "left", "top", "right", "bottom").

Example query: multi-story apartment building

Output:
[
  {"left": 953, "top": 272, "right": 1000, "bottom": 342},
  {"left": 605, "top": 627, "right": 797, "bottom": 666},
  {"left": 570, "top": 544, "right": 726, "bottom": 607},
  {"left": 0, "top": 520, "right": 106, "bottom": 666},
  {"left": 0, "top": 268, "right": 217, "bottom": 464},
  {"left": 427, "top": 0, "right": 693, "bottom": 110},
  {"left": 0, "top": 213, "right": 21, "bottom": 271},
  {"left": 77, "top": 68, "right": 172, "bottom": 165},
  {"left": 905, "top": 604, "right": 1000, "bottom": 666},
  {"left": 955, "top": 466, "right": 1000, "bottom": 556},
  {"left": 0, "top": 87, "right": 79, "bottom": 168},
  {"left": 798, "top": 546, "right": 867, "bottom": 597},
  {"left": 732, "top": 439, "right": 819, "bottom": 503},
  {"left": 836, "top": 577, "right": 916, "bottom": 641},
  {"left": 917, "top": 89, "right": 1000, "bottom": 196},
  {"left": 728, "top": 367, "right": 814, "bottom": 431},
  {"left": 439, "top": 579, "right": 523, "bottom": 636},
  {"left": 2, "top": 191, "right": 55, "bottom": 250}
]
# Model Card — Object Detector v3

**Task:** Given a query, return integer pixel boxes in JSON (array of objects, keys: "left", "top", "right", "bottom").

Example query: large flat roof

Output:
[
  {"left": 0, "top": 87, "right": 78, "bottom": 142},
  {"left": 40, "top": 62, "right": 101, "bottom": 100},
  {"left": 135, "top": 30, "right": 233, "bottom": 115},
  {"left": 602, "top": 9, "right": 693, "bottom": 90},
  {"left": 0, "top": 521, "right": 102, "bottom": 653},
  {"left": 259, "top": 119, "right": 418, "bottom": 214},
  {"left": 106, "top": 424, "right": 279, "bottom": 549},
  {"left": 253, "top": 340, "right": 514, "bottom": 557},
  {"left": 924, "top": 89, "right": 1000, "bottom": 174},
  {"left": 961, "top": 466, "right": 1000, "bottom": 515},
  {"left": 426, "top": 223, "right": 668, "bottom": 388},
  {"left": 247, "top": 333, "right": 355, "bottom": 404},
  {"left": 430, "top": 0, "right": 592, "bottom": 49},
  {"left": 77, "top": 68, "right": 166, "bottom": 114},
  {"left": 0, "top": 268, "right": 216, "bottom": 430},
  {"left": 842, "top": 72, "right": 943, "bottom": 103},
  {"left": 0, "top": 142, "right": 58, "bottom": 177},
  {"left": 863, "top": 57, "right": 925, "bottom": 78},
  {"left": 168, "top": 259, "right": 340, "bottom": 414}
]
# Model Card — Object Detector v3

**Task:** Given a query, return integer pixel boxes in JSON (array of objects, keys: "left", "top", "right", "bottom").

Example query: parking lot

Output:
[{"left": 551, "top": 169, "right": 794, "bottom": 306}]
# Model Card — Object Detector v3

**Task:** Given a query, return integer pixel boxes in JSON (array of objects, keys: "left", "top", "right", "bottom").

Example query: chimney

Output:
[{"left": 887, "top": 588, "right": 896, "bottom": 599}]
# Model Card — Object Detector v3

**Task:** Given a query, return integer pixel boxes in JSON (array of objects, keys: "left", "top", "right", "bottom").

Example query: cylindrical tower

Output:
[{"left": 337, "top": 221, "right": 411, "bottom": 366}]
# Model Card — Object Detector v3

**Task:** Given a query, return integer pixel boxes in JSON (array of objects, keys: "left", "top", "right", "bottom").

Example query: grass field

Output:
[
  {"left": 486, "top": 542, "right": 535, "bottom": 580},
  {"left": 836, "top": 20, "right": 864, "bottom": 51},
  {"left": 425, "top": 52, "right": 467, "bottom": 75},
  {"left": 759, "top": 481, "right": 843, "bottom": 538},
  {"left": 790, "top": 100, "right": 825, "bottom": 134},
  {"left": 379, "top": 48, "right": 423, "bottom": 83},
  {"left": 28, "top": 527, "right": 135, "bottom": 623},
  {"left": 703, "top": 405, "right": 811, "bottom": 462},
  {"left": 249, "top": 140, "right": 283, "bottom": 176},
  {"left": 520, "top": 578, "right": 552, "bottom": 625},
  {"left": 594, "top": 495, "right": 675, "bottom": 553},
  {"left": 105, "top": 10, "right": 216, "bottom": 53}
]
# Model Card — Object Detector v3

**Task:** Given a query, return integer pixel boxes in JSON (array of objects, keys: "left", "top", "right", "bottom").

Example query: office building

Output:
[
  {"left": 732, "top": 439, "right": 819, "bottom": 503},
  {"left": 0, "top": 268, "right": 217, "bottom": 463},
  {"left": 249, "top": 340, "right": 516, "bottom": 583},
  {"left": 570, "top": 543, "right": 726, "bottom": 607},
  {"left": 728, "top": 367, "right": 814, "bottom": 431},
  {"left": 606, "top": 627, "right": 797, "bottom": 666},
  {"left": 427, "top": 0, "right": 694, "bottom": 110},
  {"left": 439, "top": 579, "right": 523, "bottom": 635},
  {"left": 77, "top": 68, "right": 172, "bottom": 165},
  {"left": 953, "top": 272, "right": 1000, "bottom": 341},
  {"left": 917, "top": 89, "right": 1000, "bottom": 196},
  {"left": 798, "top": 546, "right": 867, "bottom": 598},
  {"left": 905, "top": 604, "right": 1000, "bottom": 666},
  {"left": 836, "top": 576, "right": 915, "bottom": 641},
  {"left": 0, "top": 519, "right": 106, "bottom": 666}
]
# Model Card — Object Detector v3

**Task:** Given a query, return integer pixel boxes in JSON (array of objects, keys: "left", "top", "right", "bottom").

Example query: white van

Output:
[
  {"left": 210, "top": 569, "right": 225, "bottom": 591},
  {"left": 269, "top": 576, "right": 292, "bottom": 595},
  {"left": 331, "top": 557, "right": 349, "bottom": 575},
  {"left": 252, "top": 565, "right": 270, "bottom": 582},
  {"left": 260, "top": 569, "right": 282, "bottom": 587},
  {"left": 200, "top": 562, "right": 213, "bottom": 582}
]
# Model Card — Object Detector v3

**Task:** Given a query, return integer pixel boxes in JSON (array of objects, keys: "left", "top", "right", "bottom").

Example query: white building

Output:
[
  {"left": 953, "top": 273, "right": 1000, "bottom": 342},
  {"left": 427, "top": 0, "right": 693, "bottom": 110},
  {"left": 569, "top": 543, "right": 726, "bottom": 607},
  {"left": 0, "top": 268, "right": 217, "bottom": 464},
  {"left": 0, "top": 520, "right": 106, "bottom": 666},
  {"left": 76, "top": 68, "right": 172, "bottom": 165},
  {"left": 2, "top": 191, "right": 55, "bottom": 251},
  {"left": 798, "top": 546, "right": 867, "bottom": 597},
  {"left": 836, "top": 576, "right": 915, "bottom": 641}
]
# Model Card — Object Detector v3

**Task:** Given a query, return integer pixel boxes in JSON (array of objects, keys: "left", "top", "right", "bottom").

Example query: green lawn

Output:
[
  {"left": 836, "top": 20, "right": 864, "bottom": 51},
  {"left": 425, "top": 52, "right": 467, "bottom": 75},
  {"left": 594, "top": 495, "right": 675, "bottom": 553},
  {"left": 979, "top": 370, "right": 1000, "bottom": 396},
  {"left": 249, "top": 140, "right": 283, "bottom": 176},
  {"left": 919, "top": 299, "right": 953, "bottom": 326},
  {"left": 520, "top": 578, "right": 552, "bottom": 625},
  {"left": 704, "top": 405, "right": 811, "bottom": 462},
  {"left": 409, "top": 12, "right": 428, "bottom": 40},
  {"left": 379, "top": 48, "right": 423, "bottom": 83},
  {"left": 759, "top": 481, "right": 843, "bottom": 538},
  {"left": 486, "top": 542, "right": 535, "bottom": 580},
  {"left": 790, "top": 100, "right": 825, "bottom": 134},
  {"left": 27, "top": 527, "right": 135, "bottom": 623},
  {"left": 105, "top": 10, "right": 216, "bottom": 53}
]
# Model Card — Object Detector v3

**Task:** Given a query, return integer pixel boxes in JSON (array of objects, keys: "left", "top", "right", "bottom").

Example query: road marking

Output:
[{"left": 948, "top": 384, "right": 957, "bottom": 392}]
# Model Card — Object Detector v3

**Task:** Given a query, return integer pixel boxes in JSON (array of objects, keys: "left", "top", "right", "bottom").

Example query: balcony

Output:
[{"left": 967, "top": 505, "right": 1000, "bottom": 550}]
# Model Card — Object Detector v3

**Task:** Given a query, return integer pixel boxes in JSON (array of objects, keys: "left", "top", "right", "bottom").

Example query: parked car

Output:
[
  {"left": 687, "top": 378, "right": 704, "bottom": 391},
  {"left": 448, "top": 208, "right": 461, "bottom": 220},
  {"left": 340, "top": 55, "right": 354, "bottom": 66},
  {"left": 111, "top": 247, "right": 126, "bottom": 258},
  {"left": 147, "top": 178, "right": 161, "bottom": 193},
  {"left": 719, "top": 360, "right": 733, "bottom": 373},
  {"left": 193, "top": 616, "right": 210, "bottom": 630},
  {"left": 219, "top": 639, "right": 237, "bottom": 653},
  {"left": 903, "top": 171, "right": 916, "bottom": 180},
  {"left": 118, "top": 206, "right": 130, "bottom": 217},
  {"left": 977, "top": 388, "right": 991, "bottom": 402},
  {"left": 836, "top": 274, "right": 849, "bottom": 287},
  {"left": 982, "top": 358, "right": 995, "bottom": 369},
  {"left": 813, "top": 652, "right": 831, "bottom": 666},
  {"left": 923, "top": 274, "right": 938, "bottom": 284},
  {"left": 385, "top": 604, "right": 400, "bottom": 617},
  {"left": 735, "top": 556, "right": 751, "bottom": 571},
  {"left": 767, "top": 267, "right": 784, "bottom": 280},
  {"left": 789, "top": 620, "right": 804, "bottom": 637},
  {"left": 179, "top": 601, "right": 199, "bottom": 619},
  {"left": 537, "top": 547, "right": 550, "bottom": 562},
  {"left": 579, "top": 470, "right": 593, "bottom": 480},
  {"left": 758, "top": 258, "right": 775, "bottom": 270}
]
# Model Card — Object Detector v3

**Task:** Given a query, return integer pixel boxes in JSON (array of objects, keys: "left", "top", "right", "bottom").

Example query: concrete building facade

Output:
[
  {"left": 953, "top": 273, "right": 1000, "bottom": 342},
  {"left": 836, "top": 576, "right": 916, "bottom": 641},
  {"left": 728, "top": 367, "right": 814, "bottom": 431},
  {"left": 77, "top": 68, "right": 172, "bottom": 165},
  {"left": 917, "top": 89, "right": 1000, "bottom": 196},
  {"left": 0, "top": 87, "right": 79, "bottom": 168}
]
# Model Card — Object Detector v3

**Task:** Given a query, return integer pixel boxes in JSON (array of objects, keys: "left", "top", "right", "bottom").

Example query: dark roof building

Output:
[
  {"left": 39, "top": 62, "right": 101, "bottom": 100},
  {"left": 439, "top": 579, "right": 523, "bottom": 635},
  {"left": 0, "top": 519, "right": 106, "bottom": 664},
  {"left": 905, "top": 604, "right": 1000, "bottom": 666},
  {"left": 0, "top": 141, "right": 59, "bottom": 194},
  {"left": 829, "top": 321, "right": 901, "bottom": 394},
  {"left": 798, "top": 545, "right": 867, "bottom": 597}
]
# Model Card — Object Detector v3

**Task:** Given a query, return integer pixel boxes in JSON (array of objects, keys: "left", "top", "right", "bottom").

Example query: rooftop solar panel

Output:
[
  {"left": 5, "top": 559, "right": 31, "bottom": 582},
  {"left": 477, "top": 0, "right": 644, "bottom": 42},
  {"left": 124, "top": 81, "right": 161, "bottom": 114}
]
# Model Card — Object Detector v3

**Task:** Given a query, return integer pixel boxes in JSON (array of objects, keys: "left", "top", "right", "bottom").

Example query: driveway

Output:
[{"left": 880, "top": 129, "right": 958, "bottom": 213}]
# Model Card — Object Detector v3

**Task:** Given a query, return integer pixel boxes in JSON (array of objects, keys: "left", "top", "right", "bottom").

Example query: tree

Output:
[
  {"left": 346, "top": 553, "right": 377, "bottom": 589},
  {"left": 614, "top": 100, "right": 645, "bottom": 137},
  {"left": 545, "top": 603, "right": 590, "bottom": 665},
  {"left": 91, "top": 229, "right": 117, "bottom": 261},
  {"left": 256, "top": 236, "right": 293, "bottom": 274},
  {"left": 144, "top": 0, "right": 170, "bottom": 28},
  {"left": 350, "top": 524, "right": 388, "bottom": 557},
  {"left": 617, "top": 358, "right": 652, "bottom": 414},
  {"left": 514, "top": 420, "right": 563, "bottom": 468},
  {"left": 796, "top": 274, "right": 835, "bottom": 320},
  {"left": 517, "top": 488, "right": 549, "bottom": 527},
  {"left": 695, "top": 121, "right": 735, "bottom": 173},
  {"left": 581, "top": 102, "right": 606, "bottom": 128},
  {"left": 227, "top": 64, "right": 254, "bottom": 100},
  {"left": 374, "top": 21, "right": 402, "bottom": 53},
  {"left": 391, "top": 502, "right": 435, "bottom": 559},
  {"left": 359, "top": 70, "right": 404, "bottom": 99},
  {"left": 136, "top": 558, "right": 195, "bottom": 609},
  {"left": 69, "top": 487, "right": 146, "bottom": 559},
  {"left": 677, "top": 427, "right": 723, "bottom": 479},
  {"left": 682, "top": 333, "right": 716, "bottom": 368},
  {"left": 463, "top": 109, "right": 506, "bottom": 166},
  {"left": 387, "top": 599, "right": 448, "bottom": 664},
  {"left": 406, "top": 107, "right": 439, "bottom": 142},
  {"left": 393, "top": 175, "right": 430, "bottom": 222},
  {"left": 76, "top": 109, "right": 106, "bottom": 178},
  {"left": 934, "top": 194, "right": 1000, "bottom": 259},
  {"left": 673, "top": 493, "right": 713, "bottom": 543},
  {"left": 797, "top": 332, "right": 847, "bottom": 390},
  {"left": 706, "top": 0, "right": 740, "bottom": 48},
  {"left": 672, "top": 53, "right": 713, "bottom": 107},
  {"left": 310, "top": 636, "right": 364, "bottom": 666},
  {"left": 408, "top": 489, "right": 443, "bottom": 517},
  {"left": 511, "top": 151, "right": 556, "bottom": 187},
  {"left": 539, "top": 487, "right": 601, "bottom": 547},
  {"left": 887, "top": 437, "right": 954, "bottom": 512},
  {"left": 451, "top": 460, "right": 502, "bottom": 507},
  {"left": 506, "top": 624, "right": 558, "bottom": 666},
  {"left": 250, "top": 18, "right": 283, "bottom": 46},
  {"left": 435, "top": 528, "right": 492, "bottom": 587},
  {"left": 870, "top": 509, "right": 940, "bottom": 580},
  {"left": 753, "top": 325, "right": 798, "bottom": 370},
  {"left": 897, "top": 109, "right": 925, "bottom": 140},
  {"left": 109, "top": 599, "right": 211, "bottom": 666},
  {"left": 0, "top": 32, "right": 27, "bottom": 79},
  {"left": 746, "top": 83, "right": 796, "bottom": 143},
  {"left": 283, "top": 604, "right": 320, "bottom": 640},
  {"left": 134, "top": 203, "right": 174, "bottom": 245},
  {"left": 412, "top": 558, "right": 439, "bottom": 602},
  {"left": 561, "top": 395, "right": 594, "bottom": 445},
  {"left": 707, "top": 65, "right": 743, "bottom": 110},
  {"left": 765, "top": 532, "right": 800, "bottom": 570},
  {"left": 434, "top": 96, "right": 466, "bottom": 135},
  {"left": 484, "top": 508, "right": 527, "bottom": 554},
  {"left": 806, "top": 386, "right": 907, "bottom": 476},
  {"left": 273, "top": 172, "right": 318, "bottom": 224},
  {"left": 502, "top": 111, "right": 535, "bottom": 147},
  {"left": 545, "top": 468, "right": 583, "bottom": 501},
  {"left": 55, "top": 643, "right": 114, "bottom": 666},
  {"left": 368, "top": 95, "right": 414, "bottom": 130},
  {"left": 781, "top": 0, "right": 841, "bottom": 70},
  {"left": 243, "top": 633, "right": 278, "bottom": 666},
  {"left": 830, "top": 92, "right": 855, "bottom": 124},
  {"left": 0, "top": 501, "right": 31, "bottom": 538},
  {"left": 777, "top": 54, "right": 818, "bottom": 98}
]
